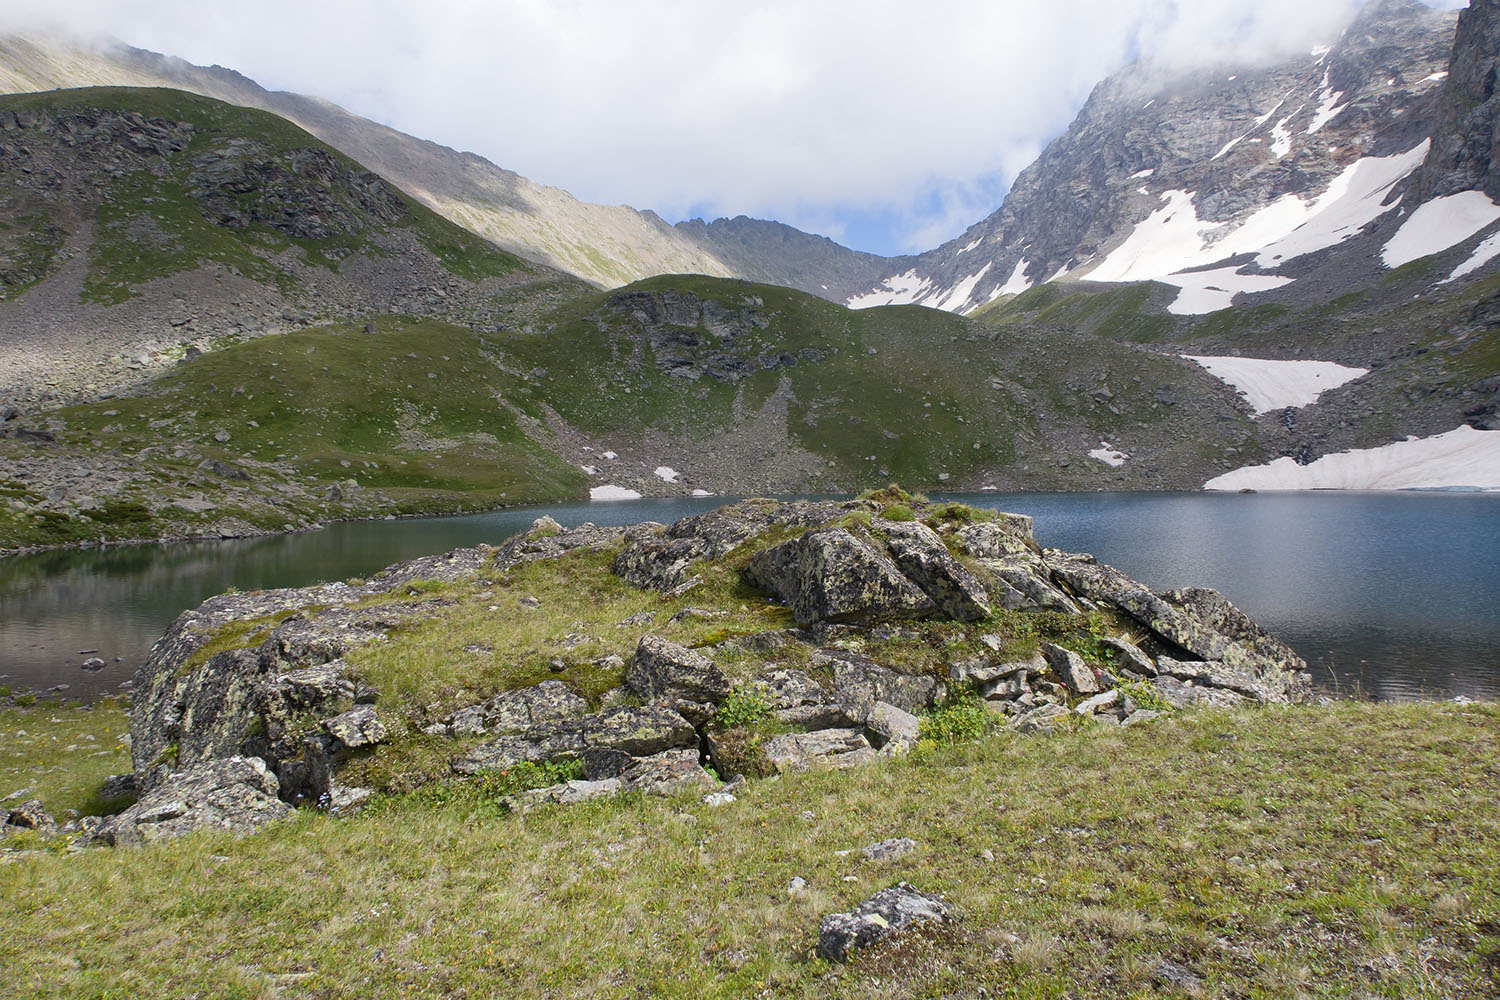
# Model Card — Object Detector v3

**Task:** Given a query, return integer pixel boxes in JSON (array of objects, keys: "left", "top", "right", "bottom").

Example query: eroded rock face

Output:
[
  {"left": 99, "top": 756, "right": 292, "bottom": 846},
  {"left": 452, "top": 705, "right": 698, "bottom": 775},
  {"left": 818, "top": 883, "right": 951, "bottom": 962}
]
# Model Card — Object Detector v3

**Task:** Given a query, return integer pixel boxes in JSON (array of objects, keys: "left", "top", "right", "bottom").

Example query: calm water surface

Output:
[{"left": 2, "top": 492, "right": 1497, "bottom": 701}]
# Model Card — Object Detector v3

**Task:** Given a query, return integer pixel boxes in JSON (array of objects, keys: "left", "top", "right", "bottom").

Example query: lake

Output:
[{"left": 2, "top": 492, "right": 1497, "bottom": 701}]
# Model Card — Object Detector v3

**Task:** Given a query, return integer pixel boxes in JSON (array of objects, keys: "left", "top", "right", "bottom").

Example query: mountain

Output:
[{"left": 848, "top": 0, "right": 1461, "bottom": 313}]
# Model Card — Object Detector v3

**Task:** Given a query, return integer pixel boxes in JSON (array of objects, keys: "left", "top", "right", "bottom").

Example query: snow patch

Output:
[
  {"left": 1205, "top": 426, "right": 1500, "bottom": 491},
  {"left": 653, "top": 466, "right": 680, "bottom": 483},
  {"left": 933, "top": 262, "right": 991, "bottom": 312},
  {"left": 1184, "top": 355, "right": 1369, "bottom": 413},
  {"left": 1423, "top": 71, "right": 1449, "bottom": 83},
  {"left": 590, "top": 485, "right": 642, "bottom": 501},
  {"left": 989, "top": 258, "right": 1032, "bottom": 301},
  {"left": 1444, "top": 230, "right": 1500, "bottom": 282},
  {"left": 1310, "top": 44, "right": 1331, "bottom": 58},
  {"left": 1306, "top": 78, "right": 1347, "bottom": 134},
  {"left": 691, "top": 489, "right": 714, "bottom": 497},
  {"left": 955, "top": 237, "right": 983, "bottom": 255},
  {"left": 1089, "top": 442, "right": 1129, "bottom": 467},
  {"left": 1269, "top": 113, "right": 1296, "bottom": 158},
  {"left": 602, "top": 450, "right": 618, "bottom": 460},
  {"left": 1161, "top": 268, "right": 1294, "bottom": 315},
  {"left": 579, "top": 464, "right": 599, "bottom": 475},
  {"left": 847, "top": 269, "right": 931, "bottom": 309},
  {"left": 1129, "top": 169, "right": 1155, "bottom": 179},
  {"left": 1381, "top": 191, "right": 1500, "bottom": 268}
]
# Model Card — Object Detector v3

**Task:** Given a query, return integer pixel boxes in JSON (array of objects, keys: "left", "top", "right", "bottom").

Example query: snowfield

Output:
[
  {"left": 1088, "top": 442, "right": 1129, "bottom": 467},
  {"left": 1184, "top": 356, "right": 1368, "bottom": 413},
  {"left": 1381, "top": 191, "right": 1500, "bottom": 268},
  {"left": 1205, "top": 426, "right": 1500, "bottom": 491},
  {"left": 589, "top": 485, "right": 642, "bottom": 501}
]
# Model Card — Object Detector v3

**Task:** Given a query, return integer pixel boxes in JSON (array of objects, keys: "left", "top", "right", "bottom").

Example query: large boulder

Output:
[
  {"left": 98, "top": 756, "right": 292, "bottom": 846},
  {"left": 749, "top": 668, "right": 849, "bottom": 729},
  {"left": 763, "top": 728, "right": 878, "bottom": 771},
  {"left": 452, "top": 705, "right": 697, "bottom": 775},
  {"left": 628, "top": 635, "right": 731, "bottom": 724},
  {"left": 880, "top": 521, "right": 991, "bottom": 621},
  {"left": 747, "top": 527, "right": 935, "bottom": 624}
]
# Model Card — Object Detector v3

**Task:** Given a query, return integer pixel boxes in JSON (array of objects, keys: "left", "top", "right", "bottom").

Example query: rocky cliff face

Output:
[
  {"left": 1415, "top": 0, "right": 1500, "bottom": 200},
  {"left": 848, "top": 0, "right": 1459, "bottom": 313}
]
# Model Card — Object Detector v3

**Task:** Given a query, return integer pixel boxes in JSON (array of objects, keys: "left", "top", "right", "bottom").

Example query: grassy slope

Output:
[
  {"left": 0, "top": 87, "right": 534, "bottom": 302},
  {"left": 1, "top": 697, "right": 1496, "bottom": 998},
  {"left": 0, "top": 316, "right": 588, "bottom": 548},
  {"left": 504, "top": 274, "right": 1260, "bottom": 490}
]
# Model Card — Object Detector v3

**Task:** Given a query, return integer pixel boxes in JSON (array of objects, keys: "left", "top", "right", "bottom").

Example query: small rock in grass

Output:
[
  {"left": 863, "top": 837, "right": 917, "bottom": 861},
  {"left": 703, "top": 791, "right": 736, "bottom": 807},
  {"left": 788, "top": 876, "right": 807, "bottom": 895},
  {"left": 818, "top": 883, "right": 951, "bottom": 962},
  {"left": 6, "top": 799, "right": 55, "bottom": 832}
]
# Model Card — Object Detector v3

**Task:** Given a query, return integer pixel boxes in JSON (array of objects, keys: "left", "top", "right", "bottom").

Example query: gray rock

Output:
[
  {"left": 99, "top": 756, "right": 291, "bottom": 846},
  {"left": 453, "top": 705, "right": 697, "bottom": 775},
  {"left": 80, "top": 657, "right": 107, "bottom": 672},
  {"left": 862, "top": 837, "right": 917, "bottom": 861},
  {"left": 1011, "top": 702, "right": 1070, "bottom": 734},
  {"left": 276, "top": 663, "right": 356, "bottom": 711},
  {"left": 816, "top": 648, "right": 940, "bottom": 725},
  {"left": 1043, "top": 642, "right": 1101, "bottom": 695},
  {"left": 1155, "top": 657, "right": 1285, "bottom": 704},
  {"left": 763, "top": 729, "right": 877, "bottom": 771},
  {"left": 818, "top": 883, "right": 951, "bottom": 962},
  {"left": 513, "top": 777, "right": 623, "bottom": 812},
  {"left": 322, "top": 705, "right": 386, "bottom": 749},
  {"left": 751, "top": 667, "right": 849, "bottom": 728},
  {"left": 621, "top": 747, "right": 717, "bottom": 797},
  {"left": 866, "top": 701, "right": 921, "bottom": 745},
  {"left": 1121, "top": 709, "right": 1167, "bottom": 727},
  {"left": 6, "top": 799, "right": 55, "bottom": 832},
  {"left": 439, "top": 680, "right": 589, "bottom": 737},
  {"left": 628, "top": 635, "right": 731, "bottom": 724},
  {"left": 1102, "top": 636, "right": 1155, "bottom": 676},
  {"left": 1151, "top": 675, "right": 1246, "bottom": 709},
  {"left": 1074, "top": 689, "right": 1121, "bottom": 716},
  {"left": 880, "top": 521, "right": 991, "bottom": 621},
  {"left": 746, "top": 527, "right": 935, "bottom": 625}
]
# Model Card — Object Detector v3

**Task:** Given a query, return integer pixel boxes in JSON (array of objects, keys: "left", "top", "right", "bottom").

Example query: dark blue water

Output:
[{"left": 2, "top": 492, "right": 1497, "bottom": 701}]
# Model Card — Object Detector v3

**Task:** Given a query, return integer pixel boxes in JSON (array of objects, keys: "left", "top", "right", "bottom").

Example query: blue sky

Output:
[{"left": 0, "top": 0, "right": 1472, "bottom": 257}]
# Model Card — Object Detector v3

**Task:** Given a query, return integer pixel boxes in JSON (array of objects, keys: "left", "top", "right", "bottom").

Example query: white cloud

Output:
[{"left": 0, "top": 0, "right": 1470, "bottom": 255}]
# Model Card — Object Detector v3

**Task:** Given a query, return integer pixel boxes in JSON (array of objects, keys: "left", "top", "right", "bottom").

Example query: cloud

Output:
[{"left": 0, "top": 0, "right": 1470, "bottom": 255}]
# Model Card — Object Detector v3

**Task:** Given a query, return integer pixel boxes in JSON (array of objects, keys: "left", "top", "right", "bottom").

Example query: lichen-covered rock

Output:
[
  {"left": 628, "top": 635, "right": 731, "bottom": 724},
  {"left": 1102, "top": 636, "right": 1156, "bottom": 677},
  {"left": 746, "top": 527, "right": 936, "bottom": 625},
  {"left": 1047, "top": 553, "right": 1309, "bottom": 702},
  {"left": 322, "top": 705, "right": 386, "bottom": 749},
  {"left": 99, "top": 756, "right": 291, "bottom": 846},
  {"left": 452, "top": 705, "right": 697, "bottom": 775},
  {"left": 880, "top": 520, "right": 992, "bottom": 621},
  {"left": 813, "top": 648, "right": 941, "bottom": 727},
  {"left": 749, "top": 668, "right": 849, "bottom": 728},
  {"left": 763, "top": 728, "right": 877, "bottom": 771},
  {"left": 866, "top": 701, "right": 921, "bottom": 745},
  {"left": 5, "top": 799, "right": 55, "bottom": 833},
  {"left": 1151, "top": 675, "right": 1246, "bottom": 709},
  {"left": 621, "top": 747, "right": 717, "bottom": 796},
  {"left": 432, "top": 680, "right": 590, "bottom": 737},
  {"left": 276, "top": 662, "right": 356, "bottom": 711},
  {"left": 1043, "top": 642, "right": 1102, "bottom": 695},
  {"left": 818, "top": 883, "right": 951, "bottom": 962}
]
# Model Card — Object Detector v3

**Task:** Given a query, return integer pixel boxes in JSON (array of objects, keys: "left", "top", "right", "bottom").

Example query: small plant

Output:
[
  {"left": 714, "top": 686, "right": 769, "bottom": 729},
  {"left": 14, "top": 692, "right": 36, "bottom": 707},
  {"left": 918, "top": 691, "right": 995, "bottom": 746},
  {"left": 923, "top": 501, "right": 995, "bottom": 528},
  {"left": 858, "top": 484, "right": 928, "bottom": 506},
  {"left": 1117, "top": 679, "right": 1172, "bottom": 713},
  {"left": 881, "top": 503, "right": 917, "bottom": 522}
]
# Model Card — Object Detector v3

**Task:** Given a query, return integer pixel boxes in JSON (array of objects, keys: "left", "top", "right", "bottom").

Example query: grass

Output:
[
  {"left": 1, "top": 699, "right": 1496, "bottom": 997},
  {"left": 0, "top": 697, "right": 132, "bottom": 824},
  {"left": 0, "top": 87, "right": 533, "bottom": 306}
]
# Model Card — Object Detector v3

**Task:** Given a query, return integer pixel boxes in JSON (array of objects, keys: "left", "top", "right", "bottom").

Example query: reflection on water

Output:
[{"left": 3, "top": 492, "right": 1497, "bottom": 702}]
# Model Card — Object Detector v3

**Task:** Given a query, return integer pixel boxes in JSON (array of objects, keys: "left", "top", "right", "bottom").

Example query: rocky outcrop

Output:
[
  {"left": 98, "top": 756, "right": 292, "bottom": 846},
  {"left": 1416, "top": 0, "right": 1500, "bottom": 201},
  {"left": 115, "top": 495, "right": 1314, "bottom": 842},
  {"left": 451, "top": 705, "right": 698, "bottom": 777},
  {"left": 818, "top": 883, "right": 952, "bottom": 962}
]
